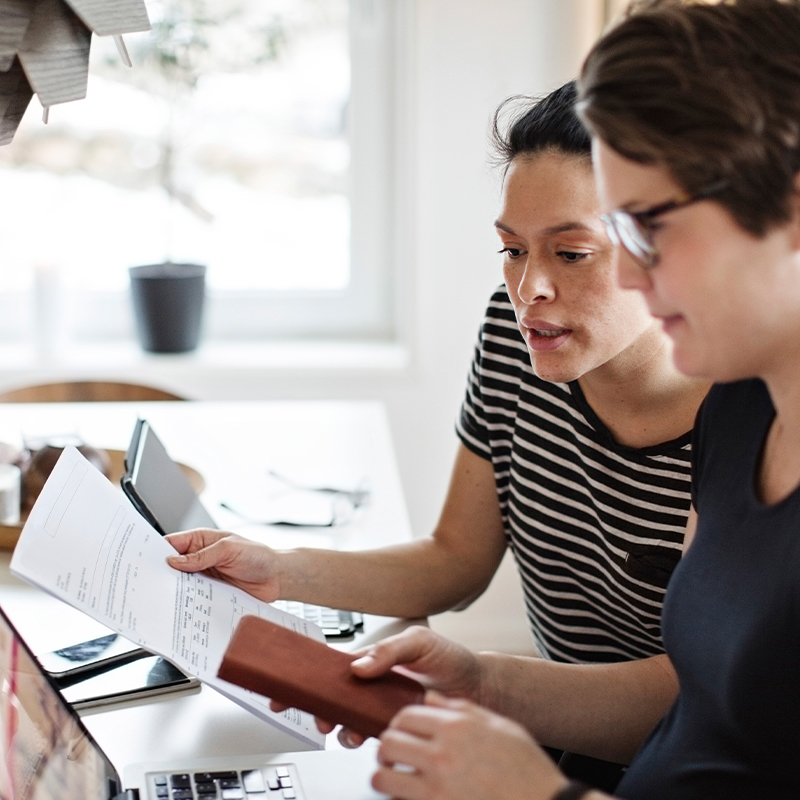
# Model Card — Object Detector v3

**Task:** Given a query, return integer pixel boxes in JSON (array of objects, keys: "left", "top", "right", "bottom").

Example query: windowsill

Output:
[{"left": 0, "top": 339, "right": 411, "bottom": 377}]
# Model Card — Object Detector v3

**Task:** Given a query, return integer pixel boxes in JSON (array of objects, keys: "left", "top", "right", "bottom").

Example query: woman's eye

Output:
[
  {"left": 639, "top": 218, "right": 665, "bottom": 235},
  {"left": 557, "top": 250, "right": 590, "bottom": 263},
  {"left": 498, "top": 247, "right": 523, "bottom": 259}
]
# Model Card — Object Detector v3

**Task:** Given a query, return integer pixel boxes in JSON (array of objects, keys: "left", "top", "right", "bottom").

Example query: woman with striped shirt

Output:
[{"left": 167, "top": 83, "right": 707, "bottom": 735}]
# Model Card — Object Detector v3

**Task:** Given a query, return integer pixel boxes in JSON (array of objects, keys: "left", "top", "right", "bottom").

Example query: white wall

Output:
[
  {"left": 391, "top": 0, "right": 601, "bottom": 652},
  {"left": 0, "top": 1, "right": 602, "bottom": 654}
]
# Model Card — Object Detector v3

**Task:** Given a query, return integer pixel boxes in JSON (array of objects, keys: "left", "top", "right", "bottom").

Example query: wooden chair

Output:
[{"left": 0, "top": 381, "right": 186, "bottom": 403}]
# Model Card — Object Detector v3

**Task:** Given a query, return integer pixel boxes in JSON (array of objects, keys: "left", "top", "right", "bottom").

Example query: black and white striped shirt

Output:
[{"left": 457, "top": 287, "right": 692, "bottom": 664}]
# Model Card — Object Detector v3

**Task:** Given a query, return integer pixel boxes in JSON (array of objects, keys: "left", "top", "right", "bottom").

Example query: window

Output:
[{"left": 0, "top": 0, "right": 404, "bottom": 345}]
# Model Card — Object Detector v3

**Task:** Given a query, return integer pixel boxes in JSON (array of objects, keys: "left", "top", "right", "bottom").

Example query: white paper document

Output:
[{"left": 10, "top": 446, "right": 326, "bottom": 749}]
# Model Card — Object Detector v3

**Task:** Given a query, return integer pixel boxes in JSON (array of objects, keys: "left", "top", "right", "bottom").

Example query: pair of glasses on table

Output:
[
  {"left": 601, "top": 179, "right": 728, "bottom": 267},
  {"left": 221, "top": 469, "right": 371, "bottom": 528}
]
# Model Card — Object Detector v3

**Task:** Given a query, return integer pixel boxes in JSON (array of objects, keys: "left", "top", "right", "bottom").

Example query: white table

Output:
[{"left": 0, "top": 400, "right": 415, "bottom": 770}]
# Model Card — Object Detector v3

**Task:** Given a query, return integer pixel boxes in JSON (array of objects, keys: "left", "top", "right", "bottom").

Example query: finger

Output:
[
  {"left": 166, "top": 535, "right": 231, "bottom": 571},
  {"left": 379, "top": 727, "right": 434, "bottom": 767},
  {"left": 388, "top": 703, "right": 464, "bottom": 740},
  {"left": 424, "top": 689, "right": 471, "bottom": 711},
  {"left": 337, "top": 727, "right": 366, "bottom": 748},
  {"left": 371, "top": 764, "right": 426, "bottom": 800},
  {"left": 350, "top": 626, "right": 432, "bottom": 678},
  {"left": 164, "top": 528, "right": 224, "bottom": 554},
  {"left": 166, "top": 552, "right": 210, "bottom": 572}
]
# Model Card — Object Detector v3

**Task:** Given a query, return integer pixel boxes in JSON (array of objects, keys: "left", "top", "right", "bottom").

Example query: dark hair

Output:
[
  {"left": 491, "top": 80, "right": 591, "bottom": 171},
  {"left": 578, "top": 0, "right": 800, "bottom": 237}
]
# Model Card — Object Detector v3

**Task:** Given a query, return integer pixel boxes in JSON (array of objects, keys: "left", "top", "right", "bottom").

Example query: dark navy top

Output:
[{"left": 617, "top": 379, "right": 800, "bottom": 799}]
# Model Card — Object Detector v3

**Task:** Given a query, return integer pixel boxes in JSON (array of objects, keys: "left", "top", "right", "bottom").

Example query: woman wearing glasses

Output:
[{"left": 299, "top": 2, "right": 800, "bottom": 799}]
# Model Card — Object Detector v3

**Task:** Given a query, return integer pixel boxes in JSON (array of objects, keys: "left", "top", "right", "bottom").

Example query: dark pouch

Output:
[{"left": 622, "top": 545, "right": 681, "bottom": 588}]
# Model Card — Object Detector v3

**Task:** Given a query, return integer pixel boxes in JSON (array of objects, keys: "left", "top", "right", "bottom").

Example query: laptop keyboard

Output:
[
  {"left": 151, "top": 766, "right": 304, "bottom": 799},
  {"left": 272, "top": 601, "right": 362, "bottom": 639}
]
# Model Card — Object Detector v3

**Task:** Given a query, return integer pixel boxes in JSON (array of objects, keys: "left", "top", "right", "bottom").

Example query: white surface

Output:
[
  {"left": 0, "top": 338, "right": 410, "bottom": 372},
  {"left": 0, "top": 400, "right": 413, "bottom": 771},
  {"left": 0, "top": 399, "right": 411, "bottom": 553}
]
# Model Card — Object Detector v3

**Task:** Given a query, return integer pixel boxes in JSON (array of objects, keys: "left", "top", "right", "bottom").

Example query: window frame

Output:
[{"left": 0, "top": 0, "right": 410, "bottom": 345}]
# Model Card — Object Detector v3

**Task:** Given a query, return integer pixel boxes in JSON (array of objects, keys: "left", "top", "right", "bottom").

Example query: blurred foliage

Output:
[
  {"left": 96, "top": 0, "right": 290, "bottom": 95},
  {"left": 0, "top": 0, "right": 348, "bottom": 228}
]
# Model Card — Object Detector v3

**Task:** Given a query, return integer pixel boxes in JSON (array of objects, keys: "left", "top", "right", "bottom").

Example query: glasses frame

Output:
[{"left": 601, "top": 180, "right": 729, "bottom": 268}]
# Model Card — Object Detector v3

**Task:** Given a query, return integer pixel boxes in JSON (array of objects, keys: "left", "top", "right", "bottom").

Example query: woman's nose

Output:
[
  {"left": 518, "top": 262, "right": 555, "bottom": 304},
  {"left": 616, "top": 249, "right": 653, "bottom": 292}
]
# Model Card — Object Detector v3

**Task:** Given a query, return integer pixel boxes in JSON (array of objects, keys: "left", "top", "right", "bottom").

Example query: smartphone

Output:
[
  {"left": 37, "top": 633, "right": 150, "bottom": 685},
  {"left": 60, "top": 655, "right": 200, "bottom": 710}
]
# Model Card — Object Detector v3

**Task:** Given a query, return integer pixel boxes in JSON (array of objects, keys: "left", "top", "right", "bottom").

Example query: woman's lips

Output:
[
  {"left": 659, "top": 315, "right": 684, "bottom": 337},
  {"left": 522, "top": 323, "right": 571, "bottom": 352}
]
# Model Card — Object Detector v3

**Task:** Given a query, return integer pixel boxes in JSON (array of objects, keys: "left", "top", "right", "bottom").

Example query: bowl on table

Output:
[{"left": 0, "top": 447, "right": 204, "bottom": 550}]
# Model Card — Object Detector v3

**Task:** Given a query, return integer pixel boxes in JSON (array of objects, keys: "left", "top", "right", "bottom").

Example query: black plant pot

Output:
[{"left": 129, "top": 263, "right": 206, "bottom": 353}]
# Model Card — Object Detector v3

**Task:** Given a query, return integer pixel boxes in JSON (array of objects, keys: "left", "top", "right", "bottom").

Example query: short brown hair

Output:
[{"left": 578, "top": 0, "right": 800, "bottom": 236}]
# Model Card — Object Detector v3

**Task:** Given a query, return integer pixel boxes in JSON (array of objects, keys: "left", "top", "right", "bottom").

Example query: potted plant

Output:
[{"left": 96, "top": 0, "right": 287, "bottom": 352}]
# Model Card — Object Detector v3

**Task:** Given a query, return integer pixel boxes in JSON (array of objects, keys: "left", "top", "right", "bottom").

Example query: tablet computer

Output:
[
  {"left": 121, "top": 418, "right": 217, "bottom": 535},
  {"left": 121, "top": 419, "right": 363, "bottom": 639},
  {"left": 60, "top": 655, "right": 200, "bottom": 710},
  {"left": 37, "top": 632, "right": 148, "bottom": 683},
  {"left": 38, "top": 633, "right": 199, "bottom": 710}
]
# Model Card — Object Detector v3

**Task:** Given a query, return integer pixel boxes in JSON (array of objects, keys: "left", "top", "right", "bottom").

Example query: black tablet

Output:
[
  {"left": 60, "top": 655, "right": 200, "bottom": 710},
  {"left": 121, "top": 418, "right": 363, "bottom": 640},
  {"left": 121, "top": 418, "right": 218, "bottom": 535}
]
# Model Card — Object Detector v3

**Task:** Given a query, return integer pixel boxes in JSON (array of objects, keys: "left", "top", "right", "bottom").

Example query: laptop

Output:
[
  {"left": 121, "top": 419, "right": 363, "bottom": 639},
  {"left": 0, "top": 603, "right": 385, "bottom": 800}
]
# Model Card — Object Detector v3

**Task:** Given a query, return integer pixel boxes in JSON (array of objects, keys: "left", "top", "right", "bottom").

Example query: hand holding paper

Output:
[{"left": 10, "top": 446, "right": 325, "bottom": 748}]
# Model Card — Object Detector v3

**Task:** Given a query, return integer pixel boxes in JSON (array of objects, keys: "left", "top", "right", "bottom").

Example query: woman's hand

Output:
[
  {"left": 348, "top": 625, "right": 483, "bottom": 701},
  {"left": 270, "top": 625, "right": 485, "bottom": 748},
  {"left": 373, "top": 691, "right": 567, "bottom": 800},
  {"left": 165, "top": 529, "right": 282, "bottom": 603}
]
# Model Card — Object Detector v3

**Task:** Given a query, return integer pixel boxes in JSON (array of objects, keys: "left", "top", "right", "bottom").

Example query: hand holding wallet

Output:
[{"left": 218, "top": 616, "right": 425, "bottom": 739}]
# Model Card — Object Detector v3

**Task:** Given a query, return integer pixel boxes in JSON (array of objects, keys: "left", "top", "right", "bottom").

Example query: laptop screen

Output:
[{"left": 0, "top": 606, "right": 120, "bottom": 800}]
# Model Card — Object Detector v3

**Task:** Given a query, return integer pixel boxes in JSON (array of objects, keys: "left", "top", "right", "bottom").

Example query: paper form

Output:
[{"left": 10, "top": 446, "right": 325, "bottom": 749}]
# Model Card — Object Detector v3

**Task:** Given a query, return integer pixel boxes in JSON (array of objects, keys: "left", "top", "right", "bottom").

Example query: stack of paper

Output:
[{"left": 10, "top": 445, "right": 326, "bottom": 749}]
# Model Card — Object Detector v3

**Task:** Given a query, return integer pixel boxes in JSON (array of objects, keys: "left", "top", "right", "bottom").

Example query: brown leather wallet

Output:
[{"left": 218, "top": 615, "right": 425, "bottom": 739}]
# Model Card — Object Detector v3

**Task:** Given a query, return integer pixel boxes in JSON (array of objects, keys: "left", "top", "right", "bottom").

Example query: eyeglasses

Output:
[
  {"left": 601, "top": 180, "right": 728, "bottom": 268},
  {"left": 220, "top": 470, "right": 371, "bottom": 528}
]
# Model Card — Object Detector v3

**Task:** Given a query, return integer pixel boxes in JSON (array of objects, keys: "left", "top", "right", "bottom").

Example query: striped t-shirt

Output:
[{"left": 457, "top": 287, "right": 692, "bottom": 664}]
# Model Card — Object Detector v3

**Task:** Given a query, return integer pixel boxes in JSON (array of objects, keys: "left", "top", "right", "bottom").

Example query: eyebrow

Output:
[{"left": 494, "top": 219, "right": 595, "bottom": 236}]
